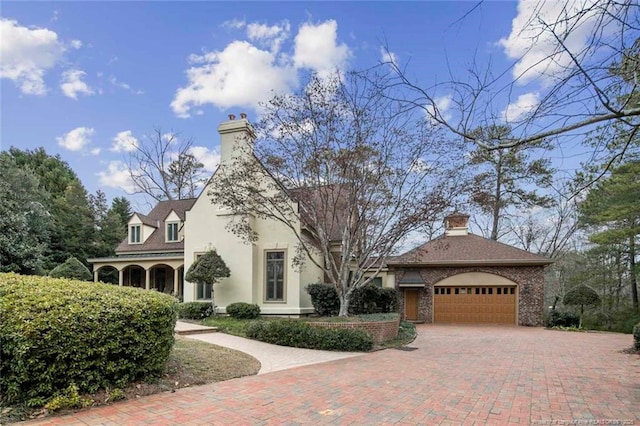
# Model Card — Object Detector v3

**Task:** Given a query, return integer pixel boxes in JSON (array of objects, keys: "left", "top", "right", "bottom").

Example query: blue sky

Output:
[{"left": 2, "top": 1, "right": 588, "bottom": 211}]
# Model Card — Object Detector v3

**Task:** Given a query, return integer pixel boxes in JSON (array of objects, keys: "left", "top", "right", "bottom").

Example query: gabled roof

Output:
[
  {"left": 116, "top": 198, "right": 197, "bottom": 254},
  {"left": 289, "top": 184, "right": 349, "bottom": 242},
  {"left": 388, "top": 233, "right": 553, "bottom": 267}
]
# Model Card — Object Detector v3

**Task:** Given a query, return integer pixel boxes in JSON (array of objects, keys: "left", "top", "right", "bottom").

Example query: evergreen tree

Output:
[{"left": 185, "top": 250, "right": 230, "bottom": 314}]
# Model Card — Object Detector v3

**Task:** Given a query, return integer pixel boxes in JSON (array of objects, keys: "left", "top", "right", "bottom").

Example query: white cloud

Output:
[
  {"left": 60, "top": 69, "right": 94, "bottom": 99},
  {"left": 109, "top": 75, "right": 143, "bottom": 95},
  {"left": 56, "top": 127, "right": 94, "bottom": 151},
  {"left": 293, "top": 20, "right": 350, "bottom": 75},
  {"left": 172, "top": 19, "right": 351, "bottom": 118},
  {"left": 247, "top": 21, "right": 290, "bottom": 52},
  {"left": 0, "top": 18, "right": 66, "bottom": 95},
  {"left": 97, "top": 160, "right": 136, "bottom": 193},
  {"left": 171, "top": 40, "right": 297, "bottom": 117},
  {"left": 90, "top": 147, "right": 101, "bottom": 155},
  {"left": 499, "top": 0, "right": 603, "bottom": 84},
  {"left": 188, "top": 146, "right": 220, "bottom": 172},
  {"left": 501, "top": 92, "right": 540, "bottom": 122},
  {"left": 425, "top": 95, "right": 453, "bottom": 122},
  {"left": 70, "top": 39, "right": 82, "bottom": 49},
  {"left": 111, "top": 130, "right": 138, "bottom": 152},
  {"left": 380, "top": 47, "right": 397, "bottom": 66}
]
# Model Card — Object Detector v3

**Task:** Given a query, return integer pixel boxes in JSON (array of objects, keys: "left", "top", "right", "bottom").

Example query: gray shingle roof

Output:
[
  {"left": 388, "top": 233, "right": 553, "bottom": 266},
  {"left": 116, "top": 198, "right": 197, "bottom": 254}
]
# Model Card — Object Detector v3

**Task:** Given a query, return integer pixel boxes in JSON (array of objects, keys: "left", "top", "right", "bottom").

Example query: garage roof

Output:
[{"left": 388, "top": 233, "right": 553, "bottom": 267}]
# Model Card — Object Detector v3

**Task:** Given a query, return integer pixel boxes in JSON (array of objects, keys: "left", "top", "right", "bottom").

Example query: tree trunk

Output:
[
  {"left": 490, "top": 154, "right": 503, "bottom": 241},
  {"left": 211, "top": 289, "right": 217, "bottom": 317},
  {"left": 338, "top": 292, "right": 351, "bottom": 317},
  {"left": 630, "top": 236, "right": 638, "bottom": 311}
]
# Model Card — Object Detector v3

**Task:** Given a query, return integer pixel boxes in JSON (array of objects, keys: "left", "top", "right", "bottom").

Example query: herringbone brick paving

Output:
[{"left": 25, "top": 325, "right": 640, "bottom": 425}]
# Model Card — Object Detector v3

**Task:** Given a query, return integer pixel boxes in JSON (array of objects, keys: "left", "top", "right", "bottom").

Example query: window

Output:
[
  {"left": 371, "top": 277, "right": 383, "bottom": 287},
  {"left": 197, "top": 282, "right": 212, "bottom": 300},
  {"left": 129, "top": 224, "right": 141, "bottom": 243},
  {"left": 166, "top": 222, "right": 179, "bottom": 242},
  {"left": 265, "top": 251, "right": 285, "bottom": 301}
]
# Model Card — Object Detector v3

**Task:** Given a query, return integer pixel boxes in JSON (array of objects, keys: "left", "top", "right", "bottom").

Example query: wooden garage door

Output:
[{"left": 433, "top": 286, "right": 516, "bottom": 324}]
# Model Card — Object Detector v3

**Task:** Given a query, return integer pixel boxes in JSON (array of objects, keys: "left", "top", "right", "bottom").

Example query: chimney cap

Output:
[
  {"left": 240, "top": 112, "right": 247, "bottom": 119},
  {"left": 228, "top": 114, "right": 236, "bottom": 120},
  {"left": 444, "top": 212, "right": 469, "bottom": 236}
]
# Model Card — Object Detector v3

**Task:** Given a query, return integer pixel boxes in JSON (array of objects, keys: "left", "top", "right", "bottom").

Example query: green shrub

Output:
[
  {"left": 634, "top": 322, "right": 640, "bottom": 350},
  {"left": 0, "top": 273, "right": 177, "bottom": 407},
  {"left": 306, "top": 283, "right": 398, "bottom": 316},
  {"left": 226, "top": 302, "right": 260, "bottom": 319},
  {"left": 548, "top": 310, "right": 580, "bottom": 328},
  {"left": 49, "top": 257, "right": 92, "bottom": 281},
  {"left": 306, "top": 283, "right": 340, "bottom": 316},
  {"left": 177, "top": 302, "right": 213, "bottom": 319},
  {"left": 246, "top": 320, "right": 373, "bottom": 352}
]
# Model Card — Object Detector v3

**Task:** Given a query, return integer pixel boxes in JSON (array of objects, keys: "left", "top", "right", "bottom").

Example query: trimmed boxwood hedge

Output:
[
  {"left": 246, "top": 320, "right": 373, "bottom": 352},
  {"left": 0, "top": 273, "right": 177, "bottom": 407},
  {"left": 306, "top": 283, "right": 398, "bottom": 316},
  {"left": 177, "top": 302, "right": 214, "bottom": 319},
  {"left": 226, "top": 302, "right": 260, "bottom": 319}
]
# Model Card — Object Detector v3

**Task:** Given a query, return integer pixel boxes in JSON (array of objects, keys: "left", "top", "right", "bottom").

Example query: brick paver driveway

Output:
[{"left": 29, "top": 325, "right": 640, "bottom": 425}]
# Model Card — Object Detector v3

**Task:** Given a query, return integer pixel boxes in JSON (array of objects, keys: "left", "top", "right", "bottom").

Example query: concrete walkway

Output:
[
  {"left": 174, "top": 320, "right": 361, "bottom": 374},
  {"left": 25, "top": 325, "right": 640, "bottom": 425}
]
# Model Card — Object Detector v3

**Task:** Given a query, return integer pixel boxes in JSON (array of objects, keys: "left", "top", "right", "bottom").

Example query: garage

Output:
[{"left": 433, "top": 286, "right": 516, "bottom": 324}]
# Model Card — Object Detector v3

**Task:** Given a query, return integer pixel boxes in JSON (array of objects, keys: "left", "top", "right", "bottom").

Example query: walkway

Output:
[{"left": 26, "top": 325, "right": 640, "bottom": 425}]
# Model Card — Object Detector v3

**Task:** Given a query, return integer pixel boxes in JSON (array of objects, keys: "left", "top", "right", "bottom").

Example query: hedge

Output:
[
  {"left": 226, "top": 302, "right": 260, "bottom": 319},
  {"left": 48, "top": 256, "right": 92, "bottom": 281},
  {"left": 548, "top": 310, "right": 580, "bottom": 328},
  {"left": 177, "top": 302, "right": 214, "bottom": 319},
  {"left": 634, "top": 322, "right": 640, "bottom": 351},
  {"left": 246, "top": 320, "right": 373, "bottom": 352},
  {"left": 0, "top": 273, "right": 177, "bottom": 407},
  {"left": 306, "top": 283, "right": 398, "bottom": 316}
]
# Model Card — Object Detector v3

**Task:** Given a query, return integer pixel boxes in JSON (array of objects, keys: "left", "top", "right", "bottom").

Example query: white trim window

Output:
[
  {"left": 166, "top": 222, "right": 179, "bottom": 242},
  {"left": 265, "top": 251, "right": 285, "bottom": 302},
  {"left": 129, "top": 224, "right": 141, "bottom": 244},
  {"left": 196, "top": 282, "right": 212, "bottom": 300}
]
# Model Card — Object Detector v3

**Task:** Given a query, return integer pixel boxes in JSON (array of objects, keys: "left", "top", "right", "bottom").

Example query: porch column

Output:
[
  {"left": 93, "top": 270, "right": 98, "bottom": 282},
  {"left": 174, "top": 268, "right": 180, "bottom": 297},
  {"left": 145, "top": 268, "right": 151, "bottom": 290},
  {"left": 118, "top": 269, "right": 124, "bottom": 286}
]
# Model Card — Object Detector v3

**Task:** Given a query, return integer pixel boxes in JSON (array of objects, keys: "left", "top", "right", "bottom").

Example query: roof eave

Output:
[{"left": 387, "top": 259, "right": 554, "bottom": 267}]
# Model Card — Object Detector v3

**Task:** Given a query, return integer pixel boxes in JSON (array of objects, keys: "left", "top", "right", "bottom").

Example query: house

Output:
[
  {"left": 388, "top": 213, "right": 552, "bottom": 326},
  {"left": 91, "top": 116, "right": 551, "bottom": 324}
]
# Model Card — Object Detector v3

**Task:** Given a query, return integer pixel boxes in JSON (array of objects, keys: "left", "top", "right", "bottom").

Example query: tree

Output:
[
  {"left": 209, "top": 71, "right": 465, "bottom": 316},
  {"left": 467, "top": 125, "right": 554, "bottom": 240},
  {"left": 185, "top": 250, "right": 230, "bottom": 313},
  {"left": 49, "top": 256, "right": 93, "bottom": 281},
  {"left": 0, "top": 153, "right": 50, "bottom": 274},
  {"left": 90, "top": 192, "right": 132, "bottom": 259},
  {"left": 385, "top": 1, "right": 639, "bottom": 174},
  {"left": 6, "top": 147, "right": 95, "bottom": 270},
  {"left": 124, "top": 129, "right": 206, "bottom": 201},
  {"left": 563, "top": 285, "right": 601, "bottom": 327},
  {"left": 579, "top": 160, "right": 640, "bottom": 310}
]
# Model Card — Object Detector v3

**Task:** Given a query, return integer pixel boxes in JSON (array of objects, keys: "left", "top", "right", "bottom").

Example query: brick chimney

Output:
[
  {"left": 218, "top": 113, "right": 255, "bottom": 165},
  {"left": 444, "top": 212, "right": 469, "bottom": 236}
]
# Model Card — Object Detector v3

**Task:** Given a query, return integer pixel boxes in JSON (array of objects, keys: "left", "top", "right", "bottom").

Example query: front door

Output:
[{"left": 405, "top": 289, "right": 420, "bottom": 321}]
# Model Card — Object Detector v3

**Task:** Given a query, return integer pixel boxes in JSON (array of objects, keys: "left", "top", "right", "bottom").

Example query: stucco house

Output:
[{"left": 90, "top": 116, "right": 551, "bottom": 324}]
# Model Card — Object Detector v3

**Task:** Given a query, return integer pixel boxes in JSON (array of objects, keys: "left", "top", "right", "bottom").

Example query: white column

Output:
[
  {"left": 118, "top": 269, "right": 124, "bottom": 286},
  {"left": 174, "top": 268, "right": 180, "bottom": 296},
  {"left": 93, "top": 270, "right": 99, "bottom": 282},
  {"left": 145, "top": 269, "right": 151, "bottom": 290}
]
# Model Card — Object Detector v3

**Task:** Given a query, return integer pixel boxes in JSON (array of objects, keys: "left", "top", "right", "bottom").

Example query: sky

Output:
[{"left": 1, "top": 1, "right": 596, "bottom": 212}]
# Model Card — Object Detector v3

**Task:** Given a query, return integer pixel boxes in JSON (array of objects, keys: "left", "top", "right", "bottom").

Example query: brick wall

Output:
[
  {"left": 395, "top": 266, "right": 545, "bottom": 326},
  {"left": 308, "top": 318, "right": 400, "bottom": 343}
]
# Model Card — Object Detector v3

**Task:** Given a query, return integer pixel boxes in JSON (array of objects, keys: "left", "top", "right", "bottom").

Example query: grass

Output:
[{"left": 0, "top": 336, "right": 260, "bottom": 424}]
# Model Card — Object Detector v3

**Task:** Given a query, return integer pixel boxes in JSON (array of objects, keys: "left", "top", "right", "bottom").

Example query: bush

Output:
[
  {"left": 226, "top": 302, "right": 260, "bottom": 319},
  {"left": 548, "top": 310, "right": 580, "bottom": 328},
  {"left": 246, "top": 320, "right": 373, "bottom": 352},
  {"left": 177, "top": 302, "right": 213, "bottom": 319},
  {"left": 307, "top": 283, "right": 398, "bottom": 316},
  {"left": 306, "top": 283, "right": 340, "bottom": 316},
  {"left": 48, "top": 257, "right": 92, "bottom": 281},
  {"left": 634, "top": 322, "right": 640, "bottom": 350},
  {"left": 0, "top": 273, "right": 177, "bottom": 407}
]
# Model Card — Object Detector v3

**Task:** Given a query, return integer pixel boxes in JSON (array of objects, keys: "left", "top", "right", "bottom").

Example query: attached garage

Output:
[{"left": 388, "top": 213, "right": 553, "bottom": 326}]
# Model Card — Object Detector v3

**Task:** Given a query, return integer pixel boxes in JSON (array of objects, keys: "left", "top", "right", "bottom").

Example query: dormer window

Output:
[
  {"left": 130, "top": 224, "right": 141, "bottom": 244},
  {"left": 166, "top": 222, "right": 179, "bottom": 242}
]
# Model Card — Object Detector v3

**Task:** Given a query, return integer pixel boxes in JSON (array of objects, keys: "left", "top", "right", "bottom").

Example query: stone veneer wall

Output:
[
  {"left": 308, "top": 318, "right": 400, "bottom": 343},
  {"left": 395, "top": 266, "right": 545, "bottom": 326}
]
